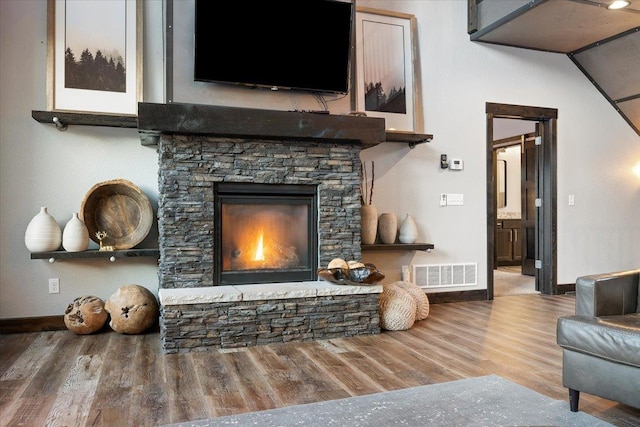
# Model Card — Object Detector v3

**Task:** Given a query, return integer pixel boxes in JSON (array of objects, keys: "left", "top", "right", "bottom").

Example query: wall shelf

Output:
[
  {"left": 384, "top": 131, "right": 433, "bottom": 148},
  {"left": 31, "top": 110, "right": 137, "bottom": 130},
  {"left": 30, "top": 249, "right": 159, "bottom": 262},
  {"left": 362, "top": 243, "right": 434, "bottom": 252},
  {"left": 31, "top": 108, "right": 433, "bottom": 149}
]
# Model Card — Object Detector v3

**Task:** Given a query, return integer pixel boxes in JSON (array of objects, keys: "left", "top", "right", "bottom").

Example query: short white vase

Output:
[
  {"left": 399, "top": 213, "right": 418, "bottom": 244},
  {"left": 24, "top": 207, "right": 62, "bottom": 252},
  {"left": 62, "top": 212, "right": 90, "bottom": 252}
]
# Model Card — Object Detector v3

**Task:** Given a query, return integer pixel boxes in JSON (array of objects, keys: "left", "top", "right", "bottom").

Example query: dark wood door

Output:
[
  {"left": 521, "top": 135, "right": 537, "bottom": 276},
  {"left": 496, "top": 224, "right": 513, "bottom": 264}
]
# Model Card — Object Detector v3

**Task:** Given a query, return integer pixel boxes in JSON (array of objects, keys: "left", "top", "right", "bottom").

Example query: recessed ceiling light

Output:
[{"left": 608, "top": 0, "right": 630, "bottom": 10}]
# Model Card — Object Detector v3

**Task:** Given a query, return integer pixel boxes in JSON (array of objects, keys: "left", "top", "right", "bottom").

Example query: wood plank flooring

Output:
[{"left": 1, "top": 294, "right": 639, "bottom": 426}]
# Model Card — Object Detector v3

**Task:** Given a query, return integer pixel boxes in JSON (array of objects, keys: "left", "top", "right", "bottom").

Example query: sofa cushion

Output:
[{"left": 557, "top": 313, "right": 640, "bottom": 368}]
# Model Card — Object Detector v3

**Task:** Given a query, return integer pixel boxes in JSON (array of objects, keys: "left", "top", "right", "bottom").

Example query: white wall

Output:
[
  {"left": 359, "top": 0, "right": 640, "bottom": 287},
  {"left": 1, "top": 0, "right": 639, "bottom": 319},
  {"left": 0, "top": 0, "right": 165, "bottom": 318}
]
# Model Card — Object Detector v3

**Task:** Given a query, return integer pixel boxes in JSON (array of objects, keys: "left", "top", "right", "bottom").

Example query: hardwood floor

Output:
[{"left": 1, "top": 294, "right": 639, "bottom": 426}]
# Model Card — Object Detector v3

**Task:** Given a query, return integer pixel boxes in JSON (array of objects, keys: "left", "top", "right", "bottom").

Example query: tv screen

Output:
[{"left": 194, "top": 0, "right": 354, "bottom": 94}]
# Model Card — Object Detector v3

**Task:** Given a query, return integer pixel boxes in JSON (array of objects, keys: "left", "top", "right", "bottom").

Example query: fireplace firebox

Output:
[{"left": 214, "top": 182, "right": 318, "bottom": 286}]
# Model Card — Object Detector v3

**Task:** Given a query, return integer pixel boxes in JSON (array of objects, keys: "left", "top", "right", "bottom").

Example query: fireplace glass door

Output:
[{"left": 214, "top": 183, "right": 318, "bottom": 285}]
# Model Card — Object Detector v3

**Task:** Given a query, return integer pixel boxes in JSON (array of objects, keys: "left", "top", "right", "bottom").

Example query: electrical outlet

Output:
[{"left": 48, "top": 278, "right": 59, "bottom": 294}]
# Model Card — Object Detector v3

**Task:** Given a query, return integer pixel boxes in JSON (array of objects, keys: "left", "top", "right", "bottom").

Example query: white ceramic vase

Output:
[
  {"left": 361, "top": 205, "right": 378, "bottom": 245},
  {"left": 378, "top": 213, "right": 398, "bottom": 244},
  {"left": 62, "top": 212, "right": 90, "bottom": 252},
  {"left": 399, "top": 213, "right": 418, "bottom": 244},
  {"left": 24, "top": 207, "right": 62, "bottom": 252}
]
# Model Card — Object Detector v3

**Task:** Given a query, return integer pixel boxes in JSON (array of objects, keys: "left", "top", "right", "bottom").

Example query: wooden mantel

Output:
[
  {"left": 136, "top": 102, "right": 387, "bottom": 148},
  {"left": 32, "top": 103, "right": 433, "bottom": 148}
]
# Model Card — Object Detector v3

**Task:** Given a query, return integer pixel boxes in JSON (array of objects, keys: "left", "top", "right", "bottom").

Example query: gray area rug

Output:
[
  {"left": 494, "top": 269, "right": 539, "bottom": 296},
  {"left": 166, "top": 375, "right": 612, "bottom": 427}
]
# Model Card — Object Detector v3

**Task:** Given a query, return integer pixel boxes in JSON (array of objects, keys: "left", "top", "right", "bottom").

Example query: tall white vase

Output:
[
  {"left": 62, "top": 212, "right": 90, "bottom": 252},
  {"left": 24, "top": 207, "right": 62, "bottom": 252},
  {"left": 399, "top": 213, "right": 418, "bottom": 244}
]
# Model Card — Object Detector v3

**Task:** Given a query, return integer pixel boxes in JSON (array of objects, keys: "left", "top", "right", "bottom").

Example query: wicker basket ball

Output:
[
  {"left": 394, "top": 280, "right": 430, "bottom": 321},
  {"left": 379, "top": 283, "right": 417, "bottom": 331}
]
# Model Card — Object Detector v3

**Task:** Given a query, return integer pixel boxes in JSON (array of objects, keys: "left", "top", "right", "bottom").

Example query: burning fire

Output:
[
  {"left": 253, "top": 229, "right": 265, "bottom": 261},
  {"left": 222, "top": 206, "right": 306, "bottom": 271}
]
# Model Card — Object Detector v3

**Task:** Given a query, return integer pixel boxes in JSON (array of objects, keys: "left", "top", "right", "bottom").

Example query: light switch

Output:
[
  {"left": 568, "top": 194, "right": 575, "bottom": 206},
  {"left": 446, "top": 193, "right": 464, "bottom": 206}
]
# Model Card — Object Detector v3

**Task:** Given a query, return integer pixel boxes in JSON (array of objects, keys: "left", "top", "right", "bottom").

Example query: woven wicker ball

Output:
[
  {"left": 379, "top": 283, "right": 416, "bottom": 331},
  {"left": 394, "top": 281, "right": 430, "bottom": 321}
]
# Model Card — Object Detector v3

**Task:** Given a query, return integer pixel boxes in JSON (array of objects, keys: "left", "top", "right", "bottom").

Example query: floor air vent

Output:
[{"left": 413, "top": 263, "right": 477, "bottom": 289}]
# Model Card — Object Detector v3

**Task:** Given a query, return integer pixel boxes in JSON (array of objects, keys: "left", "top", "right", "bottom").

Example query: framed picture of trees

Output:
[
  {"left": 354, "top": 7, "right": 423, "bottom": 133},
  {"left": 46, "top": 0, "right": 142, "bottom": 115}
]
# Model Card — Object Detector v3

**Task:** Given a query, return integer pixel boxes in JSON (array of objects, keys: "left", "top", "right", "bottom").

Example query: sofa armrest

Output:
[{"left": 575, "top": 269, "right": 640, "bottom": 317}]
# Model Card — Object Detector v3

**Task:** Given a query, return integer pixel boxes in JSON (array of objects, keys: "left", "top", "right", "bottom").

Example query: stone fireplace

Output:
[{"left": 138, "top": 103, "right": 387, "bottom": 353}]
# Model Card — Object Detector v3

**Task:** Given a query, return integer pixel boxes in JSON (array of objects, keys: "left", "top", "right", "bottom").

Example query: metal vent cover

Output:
[{"left": 413, "top": 263, "right": 478, "bottom": 289}]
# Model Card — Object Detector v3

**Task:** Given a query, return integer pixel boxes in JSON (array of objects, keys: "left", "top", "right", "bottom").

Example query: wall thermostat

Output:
[{"left": 450, "top": 158, "right": 464, "bottom": 170}]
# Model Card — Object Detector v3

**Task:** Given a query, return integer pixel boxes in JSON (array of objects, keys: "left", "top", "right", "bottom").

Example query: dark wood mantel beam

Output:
[{"left": 137, "top": 102, "right": 386, "bottom": 148}]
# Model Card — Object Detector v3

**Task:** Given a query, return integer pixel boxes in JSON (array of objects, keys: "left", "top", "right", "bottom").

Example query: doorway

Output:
[
  {"left": 486, "top": 103, "right": 557, "bottom": 298},
  {"left": 493, "top": 134, "right": 537, "bottom": 296}
]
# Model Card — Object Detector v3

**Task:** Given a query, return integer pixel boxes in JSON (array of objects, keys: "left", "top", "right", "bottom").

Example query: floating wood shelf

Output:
[
  {"left": 32, "top": 107, "right": 433, "bottom": 149},
  {"left": 362, "top": 243, "right": 434, "bottom": 252},
  {"left": 385, "top": 131, "right": 433, "bottom": 148},
  {"left": 31, "top": 110, "right": 137, "bottom": 130},
  {"left": 30, "top": 249, "right": 159, "bottom": 262}
]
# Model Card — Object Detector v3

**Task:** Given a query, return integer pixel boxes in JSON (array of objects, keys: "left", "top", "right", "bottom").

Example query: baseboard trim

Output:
[
  {"left": 556, "top": 283, "right": 575, "bottom": 294},
  {"left": 427, "top": 289, "right": 488, "bottom": 304},
  {"left": 0, "top": 315, "right": 66, "bottom": 334},
  {"left": 0, "top": 289, "right": 498, "bottom": 333}
]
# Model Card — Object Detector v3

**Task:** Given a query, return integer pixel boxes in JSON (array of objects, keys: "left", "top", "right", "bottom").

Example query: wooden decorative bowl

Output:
[
  {"left": 317, "top": 264, "right": 385, "bottom": 286},
  {"left": 80, "top": 179, "right": 153, "bottom": 250}
]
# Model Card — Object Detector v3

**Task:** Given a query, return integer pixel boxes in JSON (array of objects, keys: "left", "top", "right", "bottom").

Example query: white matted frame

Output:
[
  {"left": 46, "top": 0, "right": 142, "bottom": 115},
  {"left": 354, "top": 7, "right": 423, "bottom": 133}
]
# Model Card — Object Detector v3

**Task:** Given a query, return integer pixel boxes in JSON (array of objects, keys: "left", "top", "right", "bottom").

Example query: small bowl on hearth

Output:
[{"left": 317, "top": 263, "right": 384, "bottom": 286}]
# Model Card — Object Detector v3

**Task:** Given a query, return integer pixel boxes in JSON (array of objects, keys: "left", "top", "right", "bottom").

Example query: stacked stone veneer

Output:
[
  {"left": 157, "top": 134, "right": 379, "bottom": 352},
  {"left": 159, "top": 282, "right": 381, "bottom": 353}
]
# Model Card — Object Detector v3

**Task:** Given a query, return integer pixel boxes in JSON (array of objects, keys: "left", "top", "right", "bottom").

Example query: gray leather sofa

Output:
[{"left": 556, "top": 269, "right": 640, "bottom": 412}]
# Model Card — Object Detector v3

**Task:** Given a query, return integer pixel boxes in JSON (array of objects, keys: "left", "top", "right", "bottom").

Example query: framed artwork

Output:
[
  {"left": 46, "top": 0, "right": 142, "bottom": 115},
  {"left": 354, "top": 7, "right": 423, "bottom": 133}
]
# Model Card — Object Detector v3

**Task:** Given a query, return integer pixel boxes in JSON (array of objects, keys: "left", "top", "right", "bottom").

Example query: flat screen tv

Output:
[{"left": 194, "top": 0, "right": 354, "bottom": 94}]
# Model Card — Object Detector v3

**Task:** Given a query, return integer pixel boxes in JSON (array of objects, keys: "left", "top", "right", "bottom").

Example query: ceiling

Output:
[{"left": 469, "top": 0, "right": 640, "bottom": 136}]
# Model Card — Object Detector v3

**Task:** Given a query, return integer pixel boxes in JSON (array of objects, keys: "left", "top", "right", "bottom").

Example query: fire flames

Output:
[
  {"left": 253, "top": 229, "right": 265, "bottom": 261},
  {"left": 221, "top": 206, "right": 306, "bottom": 271}
]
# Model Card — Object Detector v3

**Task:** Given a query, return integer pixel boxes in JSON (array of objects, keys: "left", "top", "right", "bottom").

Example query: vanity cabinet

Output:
[{"left": 496, "top": 219, "right": 522, "bottom": 265}]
